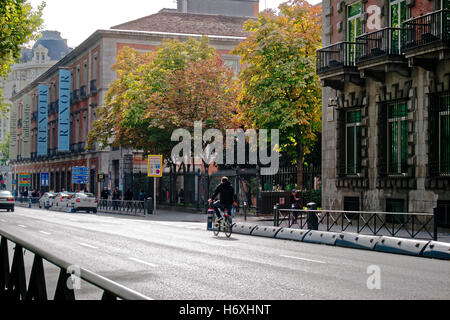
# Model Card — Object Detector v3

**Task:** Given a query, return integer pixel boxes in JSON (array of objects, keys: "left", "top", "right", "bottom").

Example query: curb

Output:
[{"left": 231, "top": 224, "right": 449, "bottom": 261}]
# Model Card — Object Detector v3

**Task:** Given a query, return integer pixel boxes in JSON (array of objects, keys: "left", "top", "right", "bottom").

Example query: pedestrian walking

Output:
[
  {"left": 178, "top": 189, "right": 185, "bottom": 204},
  {"left": 290, "top": 189, "right": 301, "bottom": 225},
  {"left": 124, "top": 188, "right": 133, "bottom": 210},
  {"left": 112, "top": 186, "right": 120, "bottom": 210},
  {"left": 101, "top": 187, "right": 109, "bottom": 208}
]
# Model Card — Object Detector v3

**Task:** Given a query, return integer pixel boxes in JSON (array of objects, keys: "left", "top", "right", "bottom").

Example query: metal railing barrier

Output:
[
  {"left": 273, "top": 206, "right": 438, "bottom": 241},
  {"left": 0, "top": 228, "right": 151, "bottom": 300},
  {"left": 97, "top": 199, "right": 147, "bottom": 216}
]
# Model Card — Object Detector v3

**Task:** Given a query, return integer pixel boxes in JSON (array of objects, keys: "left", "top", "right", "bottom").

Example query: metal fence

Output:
[
  {"left": 274, "top": 206, "right": 438, "bottom": 241},
  {"left": 97, "top": 200, "right": 147, "bottom": 216},
  {"left": 0, "top": 228, "right": 151, "bottom": 300},
  {"left": 14, "top": 197, "right": 150, "bottom": 216}
]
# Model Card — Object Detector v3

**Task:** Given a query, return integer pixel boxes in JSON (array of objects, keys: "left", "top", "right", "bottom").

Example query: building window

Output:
[
  {"left": 347, "top": 2, "right": 362, "bottom": 64},
  {"left": 387, "top": 102, "right": 408, "bottom": 174},
  {"left": 347, "top": 2, "right": 362, "bottom": 42},
  {"left": 390, "top": 0, "right": 408, "bottom": 52},
  {"left": 224, "top": 58, "right": 240, "bottom": 77},
  {"left": 346, "top": 110, "right": 362, "bottom": 174},
  {"left": 386, "top": 198, "right": 406, "bottom": 223},
  {"left": 430, "top": 94, "right": 450, "bottom": 175},
  {"left": 92, "top": 54, "right": 98, "bottom": 81}
]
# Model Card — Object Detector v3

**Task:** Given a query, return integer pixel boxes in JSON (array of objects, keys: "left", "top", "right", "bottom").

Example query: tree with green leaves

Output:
[
  {"left": 0, "top": 133, "right": 10, "bottom": 165},
  {"left": 87, "top": 37, "right": 238, "bottom": 165},
  {"left": 232, "top": 0, "right": 322, "bottom": 190},
  {"left": 0, "top": 0, "right": 45, "bottom": 114}
]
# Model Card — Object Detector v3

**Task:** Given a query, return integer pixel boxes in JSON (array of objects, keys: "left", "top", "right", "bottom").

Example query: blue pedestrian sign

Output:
[
  {"left": 40, "top": 173, "right": 50, "bottom": 187},
  {"left": 72, "top": 166, "right": 89, "bottom": 184}
]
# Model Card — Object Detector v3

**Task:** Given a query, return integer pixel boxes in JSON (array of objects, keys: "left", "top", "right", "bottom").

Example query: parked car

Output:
[
  {"left": 0, "top": 191, "right": 15, "bottom": 212},
  {"left": 69, "top": 192, "right": 98, "bottom": 213},
  {"left": 52, "top": 192, "right": 75, "bottom": 208},
  {"left": 39, "top": 192, "right": 56, "bottom": 209}
]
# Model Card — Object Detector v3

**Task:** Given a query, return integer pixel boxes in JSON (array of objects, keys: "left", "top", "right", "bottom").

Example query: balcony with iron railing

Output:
[
  {"left": 80, "top": 85, "right": 87, "bottom": 99},
  {"left": 316, "top": 41, "right": 363, "bottom": 90},
  {"left": 90, "top": 79, "right": 97, "bottom": 95},
  {"left": 72, "top": 89, "right": 80, "bottom": 104},
  {"left": 403, "top": 9, "right": 450, "bottom": 67},
  {"left": 355, "top": 27, "right": 409, "bottom": 79},
  {"left": 356, "top": 27, "right": 407, "bottom": 62}
]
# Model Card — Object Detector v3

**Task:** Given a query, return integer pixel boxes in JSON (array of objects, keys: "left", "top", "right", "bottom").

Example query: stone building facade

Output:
[
  {"left": 318, "top": 0, "right": 450, "bottom": 226},
  {"left": 9, "top": 7, "right": 250, "bottom": 197},
  {"left": 0, "top": 31, "right": 71, "bottom": 143}
]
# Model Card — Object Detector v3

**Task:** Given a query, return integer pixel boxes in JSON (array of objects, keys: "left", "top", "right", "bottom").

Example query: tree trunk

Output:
[{"left": 297, "top": 144, "right": 304, "bottom": 192}]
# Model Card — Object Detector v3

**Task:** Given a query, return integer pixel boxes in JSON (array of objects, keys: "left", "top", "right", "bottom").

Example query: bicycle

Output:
[{"left": 209, "top": 200, "right": 232, "bottom": 238}]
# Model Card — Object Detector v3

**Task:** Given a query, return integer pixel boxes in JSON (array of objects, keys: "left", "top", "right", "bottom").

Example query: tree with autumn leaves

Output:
[
  {"left": 0, "top": 0, "right": 45, "bottom": 114},
  {"left": 88, "top": 0, "right": 322, "bottom": 188},
  {"left": 87, "top": 37, "right": 238, "bottom": 167},
  {"left": 232, "top": 0, "right": 322, "bottom": 189}
]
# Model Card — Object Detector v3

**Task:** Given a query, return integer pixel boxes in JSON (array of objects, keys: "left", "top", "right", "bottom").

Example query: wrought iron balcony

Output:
[
  {"left": 317, "top": 41, "right": 359, "bottom": 74},
  {"left": 80, "top": 85, "right": 87, "bottom": 99},
  {"left": 356, "top": 28, "right": 407, "bottom": 62},
  {"left": 72, "top": 89, "right": 80, "bottom": 104},
  {"left": 316, "top": 41, "right": 363, "bottom": 90},
  {"left": 90, "top": 79, "right": 97, "bottom": 94},
  {"left": 403, "top": 9, "right": 450, "bottom": 51}
]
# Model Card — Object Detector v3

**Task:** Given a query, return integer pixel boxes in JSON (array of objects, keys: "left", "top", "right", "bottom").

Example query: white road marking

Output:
[
  {"left": 280, "top": 255, "right": 326, "bottom": 264},
  {"left": 39, "top": 231, "right": 51, "bottom": 235},
  {"left": 79, "top": 243, "right": 98, "bottom": 249},
  {"left": 0, "top": 219, "right": 5, "bottom": 222},
  {"left": 18, "top": 224, "right": 27, "bottom": 228},
  {"left": 129, "top": 257, "right": 158, "bottom": 268}
]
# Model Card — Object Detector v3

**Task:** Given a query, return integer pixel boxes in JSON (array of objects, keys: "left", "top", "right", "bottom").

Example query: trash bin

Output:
[
  {"left": 306, "top": 202, "right": 319, "bottom": 230},
  {"left": 147, "top": 197, "right": 154, "bottom": 215}
]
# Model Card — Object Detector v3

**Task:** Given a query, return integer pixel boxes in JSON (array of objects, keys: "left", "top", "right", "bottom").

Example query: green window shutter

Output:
[
  {"left": 346, "top": 110, "right": 362, "bottom": 174},
  {"left": 388, "top": 102, "right": 407, "bottom": 174},
  {"left": 347, "top": 126, "right": 355, "bottom": 174}
]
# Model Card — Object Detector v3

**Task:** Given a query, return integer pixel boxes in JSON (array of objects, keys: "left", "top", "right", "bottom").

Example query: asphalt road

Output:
[{"left": 0, "top": 206, "right": 449, "bottom": 300}]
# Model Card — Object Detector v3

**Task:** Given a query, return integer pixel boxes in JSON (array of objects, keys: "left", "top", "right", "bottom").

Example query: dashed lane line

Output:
[
  {"left": 18, "top": 224, "right": 27, "bottom": 228},
  {"left": 280, "top": 255, "right": 327, "bottom": 264},
  {"left": 39, "top": 231, "right": 51, "bottom": 235},
  {"left": 129, "top": 257, "right": 158, "bottom": 268},
  {"left": 79, "top": 242, "right": 98, "bottom": 249}
]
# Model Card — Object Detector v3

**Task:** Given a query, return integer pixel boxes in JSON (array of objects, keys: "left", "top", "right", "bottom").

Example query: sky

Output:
[{"left": 29, "top": 0, "right": 321, "bottom": 48}]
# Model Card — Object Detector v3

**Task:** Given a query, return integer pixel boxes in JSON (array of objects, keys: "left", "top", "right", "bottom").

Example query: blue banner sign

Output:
[
  {"left": 58, "top": 69, "right": 71, "bottom": 151},
  {"left": 40, "top": 172, "right": 50, "bottom": 187},
  {"left": 72, "top": 167, "right": 89, "bottom": 184},
  {"left": 38, "top": 85, "right": 48, "bottom": 156}
]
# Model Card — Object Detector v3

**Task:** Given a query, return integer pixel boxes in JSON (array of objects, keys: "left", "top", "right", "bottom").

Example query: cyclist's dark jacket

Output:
[{"left": 212, "top": 181, "right": 234, "bottom": 205}]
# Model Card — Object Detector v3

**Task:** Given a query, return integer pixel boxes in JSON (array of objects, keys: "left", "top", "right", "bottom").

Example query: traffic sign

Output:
[
  {"left": 72, "top": 166, "right": 89, "bottom": 184},
  {"left": 19, "top": 173, "right": 31, "bottom": 187},
  {"left": 40, "top": 172, "right": 50, "bottom": 187},
  {"left": 147, "top": 155, "right": 163, "bottom": 177}
]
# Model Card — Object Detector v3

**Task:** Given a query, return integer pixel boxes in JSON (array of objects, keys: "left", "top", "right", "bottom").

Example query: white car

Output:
[
  {"left": 39, "top": 192, "right": 56, "bottom": 209},
  {"left": 52, "top": 192, "right": 75, "bottom": 208},
  {"left": 0, "top": 191, "right": 15, "bottom": 212},
  {"left": 69, "top": 192, "right": 98, "bottom": 213}
]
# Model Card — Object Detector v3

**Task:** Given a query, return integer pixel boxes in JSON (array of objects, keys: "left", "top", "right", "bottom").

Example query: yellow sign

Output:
[{"left": 148, "top": 155, "right": 163, "bottom": 177}]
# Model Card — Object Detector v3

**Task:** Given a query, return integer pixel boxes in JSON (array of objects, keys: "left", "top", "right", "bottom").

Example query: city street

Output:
[{"left": 0, "top": 206, "right": 449, "bottom": 300}]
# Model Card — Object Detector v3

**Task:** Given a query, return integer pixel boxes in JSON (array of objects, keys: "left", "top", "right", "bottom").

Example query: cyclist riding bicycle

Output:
[{"left": 209, "top": 177, "right": 234, "bottom": 224}]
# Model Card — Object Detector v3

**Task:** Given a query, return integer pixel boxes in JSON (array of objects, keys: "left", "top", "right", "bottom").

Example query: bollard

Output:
[
  {"left": 207, "top": 208, "right": 214, "bottom": 230},
  {"left": 306, "top": 202, "right": 319, "bottom": 230},
  {"left": 273, "top": 204, "right": 279, "bottom": 227},
  {"left": 146, "top": 197, "right": 154, "bottom": 215},
  {"left": 28, "top": 197, "right": 31, "bottom": 208}
]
